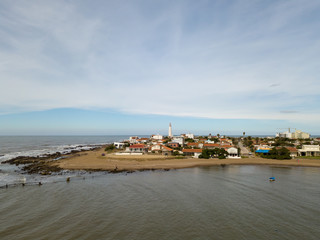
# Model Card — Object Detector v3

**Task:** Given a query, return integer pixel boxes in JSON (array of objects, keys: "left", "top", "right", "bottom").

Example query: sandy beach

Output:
[{"left": 55, "top": 147, "right": 320, "bottom": 171}]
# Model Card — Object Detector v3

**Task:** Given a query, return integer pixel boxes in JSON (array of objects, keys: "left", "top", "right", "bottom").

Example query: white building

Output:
[
  {"left": 276, "top": 131, "right": 292, "bottom": 138},
  {"left": 185, "top": 133, "right": 194, "bottom": 139},
  {"left": 151, "top": 134, "right": 163, "bottom": 140},
  {"left": 227, "top": 147, "right": 240, "bottom": 158},
  {"left": 114, "top": 142, "right": 125, "bottom": 149},
  {"left": 291, "top": 130, "right": 310, "bottom": 139},
  {"left": 276, "top": 129, "right": 310, "bottom": 139},
  {"left": 172, "top": 136, "right": 185, "bottom": 146},
  {"left": 129, "top": 136, "right": 139, "bottom": 144},
  {"left": 298, "top": 145, "right": 320, "bottom": 156}
]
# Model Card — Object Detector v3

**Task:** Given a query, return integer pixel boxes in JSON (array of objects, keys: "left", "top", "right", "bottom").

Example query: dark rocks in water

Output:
[
  {"left": 22, "top": 162, "right": 62, "bottom": 175},
  {"left": 38, "top": 182, "right": 42, "bottom": 186},
  {"left": 66, "top": 177, "right": 70, "bottom": 182}
]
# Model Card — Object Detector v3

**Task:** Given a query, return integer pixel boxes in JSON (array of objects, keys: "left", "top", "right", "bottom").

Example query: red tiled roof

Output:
[
  {"left": 203, "top": 143, "right": 220, "bottom": 147},
  {"left": 187, "top": 143, "right": 198, "bottom": 146},
  {"left": 182, "top": 149, "right": 202, "bottom": 153},
  {"left": 276, "top": 147, "right": 298, "bottom": 153},
  {"left": 162, "top": 146, "right": 173, "bottom": 151},
  {"left": 129, "top": 144, "right": 147, "bottom": 148}
]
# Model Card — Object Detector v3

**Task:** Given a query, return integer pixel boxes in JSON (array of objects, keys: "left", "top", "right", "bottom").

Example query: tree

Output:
[
  {"left": 261, "top": 147, "right": 291, "bottom": 160},
  {"left": 199, "top": 148, "right": 228, "bottom": 159}
]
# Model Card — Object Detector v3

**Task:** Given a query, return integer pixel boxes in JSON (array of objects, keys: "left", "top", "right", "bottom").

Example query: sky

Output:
[{"left": 0, "top": 0, "right": 320, "bottom": 135}]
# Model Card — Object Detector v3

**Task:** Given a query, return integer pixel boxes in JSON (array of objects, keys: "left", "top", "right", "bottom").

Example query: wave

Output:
[{"left": 0, "top": 143, "right": 107, "bottom": 163}]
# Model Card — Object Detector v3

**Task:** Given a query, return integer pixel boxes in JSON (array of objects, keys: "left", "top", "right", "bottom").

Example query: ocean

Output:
[
  {"left": 1, "top": 136, "right": 320, "bottom": 239},
  {"left": 0, "top": 135, "right": 133, "bottom": 187}
]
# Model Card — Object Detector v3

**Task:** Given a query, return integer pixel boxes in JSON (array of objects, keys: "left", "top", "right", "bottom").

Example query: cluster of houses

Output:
[
  {"left": 114, "top": 134, "right": 240, "bottom": 158},
  {"left": 253, "top": 137, "right": 320, "bottom": 158}
]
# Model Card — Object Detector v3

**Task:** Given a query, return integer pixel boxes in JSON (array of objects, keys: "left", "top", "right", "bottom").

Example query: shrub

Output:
[{"left": 105, "top": 144, "right": 115, "bottom": 151}]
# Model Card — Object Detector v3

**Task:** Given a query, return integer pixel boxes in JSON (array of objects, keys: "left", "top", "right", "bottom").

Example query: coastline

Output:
[{"left": 55, "top": 147, "right": 320, "bottom": 171}]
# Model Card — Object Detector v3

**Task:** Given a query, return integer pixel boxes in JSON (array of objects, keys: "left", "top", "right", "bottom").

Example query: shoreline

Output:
[
  {"left": 3, "top": 145, "right": 320, "bottom": 176},
  {"left": 55, "top": 147, "right": 320, "bottom": 172}
]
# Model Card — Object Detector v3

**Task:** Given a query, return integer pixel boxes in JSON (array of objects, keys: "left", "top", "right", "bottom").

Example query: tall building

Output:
[{"left": 168, "top": 123, "right": 173, "bottom": 137}]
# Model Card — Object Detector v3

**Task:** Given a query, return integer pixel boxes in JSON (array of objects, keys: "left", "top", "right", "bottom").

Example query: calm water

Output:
[{"left": 1, "top": 166, "right": 320, "bottom": 240}]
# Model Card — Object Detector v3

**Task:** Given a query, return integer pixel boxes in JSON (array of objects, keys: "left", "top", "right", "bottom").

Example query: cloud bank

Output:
[{"left": 0, "top": 0, "right": 320, "bottom": 123}]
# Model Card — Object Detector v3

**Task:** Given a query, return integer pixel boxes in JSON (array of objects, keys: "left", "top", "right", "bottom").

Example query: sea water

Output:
[
  {"left": 1, "top": 166, "right": 320, "bottom": 240},
  {"left": 1, "top": 136, "right": 320, "bottom": 239},
  {"left": 0, "top": 136, "right": 132, "bottom": 187}
]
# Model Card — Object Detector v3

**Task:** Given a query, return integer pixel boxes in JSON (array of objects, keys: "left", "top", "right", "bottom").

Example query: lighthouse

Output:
[{"left": 168, "top": 123, "right": 173, "bottom": 138}]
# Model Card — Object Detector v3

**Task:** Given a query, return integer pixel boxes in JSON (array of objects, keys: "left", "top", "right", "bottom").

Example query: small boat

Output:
[{"left": 269, "top": 177, "right": 275, "bottom": 182}]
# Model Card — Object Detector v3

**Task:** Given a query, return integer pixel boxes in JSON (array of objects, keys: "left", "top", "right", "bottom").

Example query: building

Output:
[
  {"left": 186, "top": 142, "right": 203, "bottom": 149},
  {"left": 114, "top": 142, "right": 125, "bottom": 149},
  {"left": 168, "top": 123, "right": 173, "bottom": 137},
  {"left": 276, "top": 129, "right": 310, "bottom": 139},
  {"left": 151, "top": 134, "right": 163, "bottom": 140},
  {"left": 227, "top": 147, "right": 239, "bottom": 158},
  {"left": 162, "top": 146, "right": 173, "bottom": 155},
  {"left": 129, "top": 136, "right": 139, "bottom": 144},
  {"left": 127, "top": 144, "right": 149, "bottom": 153},
  {"left": 291, "top": 130, "right": 310, "bottom": 139},
  {"left": 172, "top": 136, "right": 184, "bottom": 146},
  {"left": 137, "top": 138, "right": 149, "bottom": 143},
  {"left": 167, "top": 142, "right": 179, "bottom": 148},
  {"left": 298, "top": 145, "right": 320, "bottom": 157},
  {"left": 185, "top": 133, "right": 194, "bottom": 139},
  {"left": 150, "top": 144, "right": 162, "bottom": 152},
  {"left": 203, "top": 143, "right": 221, "bottom": 149},
  {"left": 182, "top": 149, "right": 202, "bottom": 158},
  {"left": 280, "top": 147, "right": 298, "bottom": 158}
]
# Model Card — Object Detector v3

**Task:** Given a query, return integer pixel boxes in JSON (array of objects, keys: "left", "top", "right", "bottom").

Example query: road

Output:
[{"left": 238, "top": 141, "right": 251, "bottom": 155}]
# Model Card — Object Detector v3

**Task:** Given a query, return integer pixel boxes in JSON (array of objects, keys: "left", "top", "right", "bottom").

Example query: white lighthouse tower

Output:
[{"left": 168, "top": 123, "right": 173, "bottom": 138}]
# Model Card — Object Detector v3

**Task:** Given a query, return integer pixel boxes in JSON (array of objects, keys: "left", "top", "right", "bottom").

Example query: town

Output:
[{"left": 112, "top": 124, "right": 320, "bottom": 160}]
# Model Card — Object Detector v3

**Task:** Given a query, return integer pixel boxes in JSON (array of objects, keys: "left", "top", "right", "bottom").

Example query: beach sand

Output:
[{"left": 55, "top": 147, "right": 320, "bottom": 171}]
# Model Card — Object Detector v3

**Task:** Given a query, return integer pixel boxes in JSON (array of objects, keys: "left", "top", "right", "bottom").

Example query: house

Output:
[
  {"left": 150, "top": 144, "right": 162, "bottom": 152},
  {"left": 128, "top": 144, "right": 149, "bottom": 153},
  {"left": 172, "top": 136, "right": 185, "bottom": 146},
  {"left": 227, "top": 147, "right": 240, "bottom": 158},
  {"left": 182, "top": 149, "right": 202, "bottom": 158},
  {"left": 162, "top": 146, "right": 173, "bottom": 155},
  {"left": 203, "top": 143, "right": 220, "bottom": 149},
  {"left": 187, "top": 142, "right": 202, "bottom": 149},
  {"left": 114, "top": 142, "right": 125, "bottom": 149},
  {"left": 298, "top": 145, "right": 320, "bottom": 157},
  {"left": 151, "top": 134, "right": 163, "bottom": 140},
  {"left": 137, "top": 138, "right": 149, "bottom": 144},
  {"left": 167, "top": 142, "right": 179, "bottom": 148},
  {"left": 283, "top": 147, "right": 298, "bottom": 158},
  {"left": 185, "top": 133, "right": 194, "bottom": 139},
  {"left": 129, "top": 136, "right": 139, "bottom": 144}
]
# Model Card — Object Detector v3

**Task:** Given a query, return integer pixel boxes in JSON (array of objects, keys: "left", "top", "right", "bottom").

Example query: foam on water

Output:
[{"left": 0, "top": 144, "right": 102, "bottom": 163}]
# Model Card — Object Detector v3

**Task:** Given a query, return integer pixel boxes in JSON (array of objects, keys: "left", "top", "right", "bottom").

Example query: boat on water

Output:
[{"left": 269, "top": 177, "right": 275, "bottom": 182}]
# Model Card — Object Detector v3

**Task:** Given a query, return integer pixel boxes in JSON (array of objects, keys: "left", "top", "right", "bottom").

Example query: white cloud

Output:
[{"left": 0, "top": 0, "right": 320, "bottom": 125}]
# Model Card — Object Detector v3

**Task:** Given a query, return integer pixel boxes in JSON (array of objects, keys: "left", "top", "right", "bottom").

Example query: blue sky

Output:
[{"left": 0, "top": 0, "right": 320, "bottom": 135}]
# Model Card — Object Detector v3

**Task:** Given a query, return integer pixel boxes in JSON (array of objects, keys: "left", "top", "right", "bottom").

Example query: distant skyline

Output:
[{"left": 1, "top": 1, "right": 320, "bottom": 135}]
